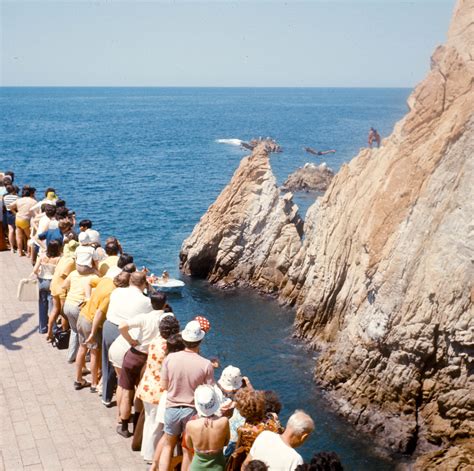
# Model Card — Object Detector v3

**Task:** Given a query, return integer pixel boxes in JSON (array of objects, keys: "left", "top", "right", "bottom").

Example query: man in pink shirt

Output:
[{"left": 158, "top": 320, "right": 214, "bottom": 471}]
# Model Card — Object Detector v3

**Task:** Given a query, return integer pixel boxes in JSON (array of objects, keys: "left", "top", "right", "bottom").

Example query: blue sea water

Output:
[{"left": 1, "top": 87, "right": 410, "bottom": 469}]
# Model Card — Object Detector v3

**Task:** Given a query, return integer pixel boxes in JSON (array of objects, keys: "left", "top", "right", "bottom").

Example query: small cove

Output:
[{"left": 1, "top": 86, "right": 411, "bottom": 469}]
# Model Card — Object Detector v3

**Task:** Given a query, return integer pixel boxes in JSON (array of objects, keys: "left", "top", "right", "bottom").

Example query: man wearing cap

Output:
[{"left": 157, "top": 320, "right": 214, "bottom": 471}]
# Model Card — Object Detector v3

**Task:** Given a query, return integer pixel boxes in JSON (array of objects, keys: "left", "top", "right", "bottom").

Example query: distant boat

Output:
[{"left": 150, "top": 277, "right": 185, "bottom": 294}]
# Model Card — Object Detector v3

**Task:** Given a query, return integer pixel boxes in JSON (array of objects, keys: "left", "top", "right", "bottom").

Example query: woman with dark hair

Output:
[
  {"left": 31, "top": 239, "right": 62, "bottom": 333},
  {"left": 137, "top": 315, "right": 180, "bottom": 462},
  {"left": 263, "top": 390, "right": 283, "bottom": 430},
  {"left": 2, "top": 184, "right": 19, "bottom": 253},
  {"left": 9, "top": 186, "right": 37, "bottom": 257}
]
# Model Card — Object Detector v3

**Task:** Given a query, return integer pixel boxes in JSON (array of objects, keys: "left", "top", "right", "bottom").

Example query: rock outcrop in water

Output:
[
  {"left": 180, "top": 0, "right": 473, "bottom": 465},
  {"left": 180, "top": 142, "right": 303, "bottom": 292},
  {"left": 282, "top": 163, "right": 335, "bottom": 192}
]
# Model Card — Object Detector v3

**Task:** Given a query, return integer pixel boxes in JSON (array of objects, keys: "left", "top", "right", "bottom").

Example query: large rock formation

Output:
[
  {"left": 282, "top": 162, "right": 335, "bottom": 192},
  {"left": 180, "top": 143, "right": 303, "bottom": 293},
  {"left": 288, "top": 0, "right": 473, "bottom": 459},
  {"left": 180, "top": 0, "right": 473, "bottom": 464}
]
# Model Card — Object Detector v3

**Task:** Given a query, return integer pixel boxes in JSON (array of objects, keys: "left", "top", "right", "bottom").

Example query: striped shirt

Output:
[{"left": 3, "top": 194, "right": 18, "bottom": 211}]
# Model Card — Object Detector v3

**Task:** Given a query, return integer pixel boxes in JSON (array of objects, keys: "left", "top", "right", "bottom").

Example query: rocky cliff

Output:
[
  {"left": 180, "top": 142, "right": 303, "bottom": 293},
  {"left": 180, "top": 0, "right": 473, "bottom": 465},
  {"left": 282, "top": 162, "right": 335, "bottom": 192}
]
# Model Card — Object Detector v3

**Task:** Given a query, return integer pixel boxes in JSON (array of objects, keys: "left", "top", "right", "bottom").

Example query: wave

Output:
[{"left": 216, "top": 138, "right": 243, "bottom": 147}]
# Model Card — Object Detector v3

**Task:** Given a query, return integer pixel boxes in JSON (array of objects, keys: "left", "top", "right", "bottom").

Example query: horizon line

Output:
[{"left": 0, "top": 85, "right": 413, "bottom": 89}]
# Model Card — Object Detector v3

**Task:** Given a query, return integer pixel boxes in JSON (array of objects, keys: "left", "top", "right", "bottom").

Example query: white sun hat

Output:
[
  {"left": 194, "top": 385, "right": 220, "bottom": 417},
  {"left": 218, "top": 365, "right": 243, "bottom": 391},
  {"left": 181, "top": 320, "right": 205, "bottom": 342},
  {"left": 86, "top": 229, "right": 101, "bottom": 245},
  {"left": 78, "top": 231, "right": 90, "bottom": 245}
]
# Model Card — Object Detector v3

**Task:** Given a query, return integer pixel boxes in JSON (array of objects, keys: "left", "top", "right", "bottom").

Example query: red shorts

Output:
[{"left": 119, "top": 348, "right": 147, "bottom": 390}]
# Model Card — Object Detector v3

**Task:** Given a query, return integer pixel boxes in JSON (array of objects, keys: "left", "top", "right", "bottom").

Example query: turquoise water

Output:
[{"left": 1, "top": 87, "right": 410, "bottom": 469}]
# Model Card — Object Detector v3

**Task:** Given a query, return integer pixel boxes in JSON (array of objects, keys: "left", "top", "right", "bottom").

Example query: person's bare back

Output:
[{"left": 186, "top": 416, "right": 230, "bottom": 453}]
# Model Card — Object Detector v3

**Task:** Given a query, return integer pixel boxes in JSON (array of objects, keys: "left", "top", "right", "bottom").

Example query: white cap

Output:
[
  {"left": 181, "top": 320, "right": 205, "bottom": 342},
  {"left": 194, "top": 385, "right": 220, "bottom": 417},
  {"left": 218, "top": 366, "right": 243, "bottom": 391},
  {"left": 87, "top": 229, "right": 101, "bottom": 245},
  {"left": 78, "top": 232, "right": 90, "bottom": 245}
]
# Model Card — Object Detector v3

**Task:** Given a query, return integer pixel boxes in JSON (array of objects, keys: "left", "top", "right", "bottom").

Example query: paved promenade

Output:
[{"left": 0, "top": 252, "right": 146, "bottom": 470}]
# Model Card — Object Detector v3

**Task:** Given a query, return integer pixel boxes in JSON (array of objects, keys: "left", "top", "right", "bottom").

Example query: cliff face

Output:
[
  {"left": 180, "top": 143, "right": 303, "bottom": 293},
  {"left": 289, "top": 0, "right": 473, "bottom": 456},
  {"left": 179, "top": 0, "right": 473, "bottom": 462}
]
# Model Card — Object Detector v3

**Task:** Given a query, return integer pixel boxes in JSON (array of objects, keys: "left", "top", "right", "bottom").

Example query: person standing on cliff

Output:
[{"left": 368, "top": 127, "right": 381, "bottom": 148}]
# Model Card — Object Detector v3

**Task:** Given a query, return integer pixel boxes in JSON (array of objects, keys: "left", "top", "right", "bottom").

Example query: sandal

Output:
[
  {"left": 90, "top": 386, "right": 98, "bottom": 393},
  {"left": 74, "top": 380, "right": 90, "bottom": 390}
]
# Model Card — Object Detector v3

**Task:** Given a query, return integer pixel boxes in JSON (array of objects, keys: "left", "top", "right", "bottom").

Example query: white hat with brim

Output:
[
  {"left": 194, "top": 385, "right": 220, "bottom": 417},
  {"left": 218, "top": 365, "right": 243, "bottom": 391},
  {"left": 182, "top": 320, "right": 205, "bottom": 342}
]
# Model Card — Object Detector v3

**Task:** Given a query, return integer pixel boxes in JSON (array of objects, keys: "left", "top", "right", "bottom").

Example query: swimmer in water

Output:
[{"left": 303, "top": 147, "right": 336, "bottom": 156}]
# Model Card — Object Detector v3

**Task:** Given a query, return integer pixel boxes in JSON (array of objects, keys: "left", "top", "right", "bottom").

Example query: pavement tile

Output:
[{"left": 0, "top": 252, "right": 146, "bottom": 470}]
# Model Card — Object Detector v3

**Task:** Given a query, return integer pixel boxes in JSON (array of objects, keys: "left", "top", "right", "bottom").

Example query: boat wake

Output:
[{"left": 216, "top": 138, "right": 243, "bottom": 147}]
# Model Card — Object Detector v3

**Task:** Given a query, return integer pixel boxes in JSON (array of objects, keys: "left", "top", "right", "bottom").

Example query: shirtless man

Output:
[
  {"left": 303, "top": 147, "right": 336, "bottom": 156},
  {"left": 368, "top": 128, "right": 381, "bottom": 148}
]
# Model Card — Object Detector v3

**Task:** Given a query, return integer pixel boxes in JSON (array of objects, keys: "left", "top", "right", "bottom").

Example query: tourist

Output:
[
  {"left": 2, "top": 184, "right": 19, "bottom": 253},
  {"left": 226, "top": 389, "right": 283, "bottom": 470},
  {"left": 184, "top": 385, "right": 230, "bottom": 470},
  {"left": 244, "top": 410, "right": 315, "bottom": 470},
  {"left": 263, "top": 390, "right": 283, "bottom": 428},
  {"left": 147, "top": 333, "right": 185, "bottom": 467},
  {"left": 110, "top": 293, "right": 171, "bottom": 437},
  {"left": 8, "top": 186, "right": 37, "bottom": 257},
  {"left": 75, "top": 231, "right": 100, "bottom": 275},
  {"left": 297, "top": 451, "right": 344, "bottom": 471},
  {"left": 38, "top": 218, "right": 73, "bottom": 248},
  {"left": 30, "top": 187, "right": 58, "bottom": 213},
  {"left": 74, "top": 271, "right": 131, "bottom": 391},
  {"left": 62, "top": 266, "right": 97, "bottom": 363},
  {"left": 137, "top": 316, "right": 180, "bottom": 462},
  {"left": 79, "top": 219, "right": 92, "bottom": 232},
  {"left": 157, "top": 320, "right": 214, "bottom": 471},
  {"left": 47, "top": 239, "right": 78, "bottom": 341},
  {"left": 30, "top": 204, "right": 57, "bottom": 263},
  {"left": 31, "top": 239, "right": 62, "bottom": 334},
  {"left": 246, "top": 461, "right": 269, "bottom": 471},
  {"left": 98, "top": 239, "right": 121, "bottom": 276},
  {"left": 101, "top": 270, "right": 152, "bottom": 407},
  {"left": 215, "top": 365, "right": 245, "bottom": 417}
]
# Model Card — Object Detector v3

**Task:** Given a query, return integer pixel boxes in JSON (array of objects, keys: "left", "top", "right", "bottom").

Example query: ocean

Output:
[{"left": 1, "top": 87, "right": 410, "bottom": 469}]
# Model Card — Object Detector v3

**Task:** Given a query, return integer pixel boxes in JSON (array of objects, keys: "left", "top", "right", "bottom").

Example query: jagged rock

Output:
[
  {"left": 414, "top": 440, "right": 474, "bottom": 470},
  {"left": 290, "top": 0, "right": 474, "bottom": 459},
  {"left": 179, "top": 0, "right": 473, "bottom": 465},
  {"left": 179, "top": 144, "right": 303, "bottom": 292},
  {"left": 282, "top": 163, "right": 335, "bottom": 192}
]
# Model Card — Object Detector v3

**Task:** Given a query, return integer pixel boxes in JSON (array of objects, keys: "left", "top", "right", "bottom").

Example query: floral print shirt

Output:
[{"left": 136, "top": 336, "right": 167, "bottom": 404}]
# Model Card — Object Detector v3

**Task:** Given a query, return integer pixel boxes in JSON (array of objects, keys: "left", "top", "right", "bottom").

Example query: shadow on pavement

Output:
[{"left": 0, "top": 312, "right": 37, "bottom": 350}]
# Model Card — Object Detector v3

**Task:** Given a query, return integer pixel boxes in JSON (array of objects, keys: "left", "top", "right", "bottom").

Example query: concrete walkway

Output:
[{"left": 0, "top": 252, "right": 146, "bottom": 470}]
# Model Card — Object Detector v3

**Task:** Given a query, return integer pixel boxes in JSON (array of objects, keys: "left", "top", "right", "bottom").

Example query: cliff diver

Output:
[
  {"left": 303, "top": 147, "right": 336, "bottom": 156},
  {"left": 368, "top": 127, "right": 381, "bottom": 148}
]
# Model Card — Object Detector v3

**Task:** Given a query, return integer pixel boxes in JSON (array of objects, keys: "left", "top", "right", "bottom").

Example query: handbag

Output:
[
  {"left": 52, "top": 329, "right": 70, "bottom": 350},
  {"left": 17, "top": 278, "right": 39, "bottom": 302}
]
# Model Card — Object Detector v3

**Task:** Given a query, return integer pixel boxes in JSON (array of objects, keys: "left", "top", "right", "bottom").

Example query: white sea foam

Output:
[{"left": 216, "top": 138, "right": 243, "bottom": 146}]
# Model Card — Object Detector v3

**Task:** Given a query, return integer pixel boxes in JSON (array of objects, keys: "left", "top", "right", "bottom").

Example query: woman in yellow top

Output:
[
  {"left": 47, "top": 240, "right": 78, "bottom": 341},
  {"left": 62, "top": 268, "right": 96, "bottom": 363},
  {"left": 9, "top": 186, "right": 37, "bottom": 257},
  {"left": 74, "top": 272, "right": 130, "bottom": 391}
]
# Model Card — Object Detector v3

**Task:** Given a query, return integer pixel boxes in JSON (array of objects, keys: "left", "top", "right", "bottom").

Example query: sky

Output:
[{"left": 1, "top": 0, "right": 456, "bottom": 87}]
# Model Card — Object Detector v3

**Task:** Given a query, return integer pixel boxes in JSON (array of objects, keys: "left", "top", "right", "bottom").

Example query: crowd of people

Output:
[{"left": 1, "top": 170, "right": 344, "bottom": 471}]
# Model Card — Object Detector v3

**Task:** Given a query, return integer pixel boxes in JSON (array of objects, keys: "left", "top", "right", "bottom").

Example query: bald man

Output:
[{"left": 244, "top": 410, "right": 315, "bottom": 470}]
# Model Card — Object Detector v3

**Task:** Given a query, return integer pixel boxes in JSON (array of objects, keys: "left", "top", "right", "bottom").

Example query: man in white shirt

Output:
[
  {"left": 244, "top": 410, "right": 314, "bottom": 471},
  {"left": 101, "top": 271, "right": 152, "bottom": 406}
]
